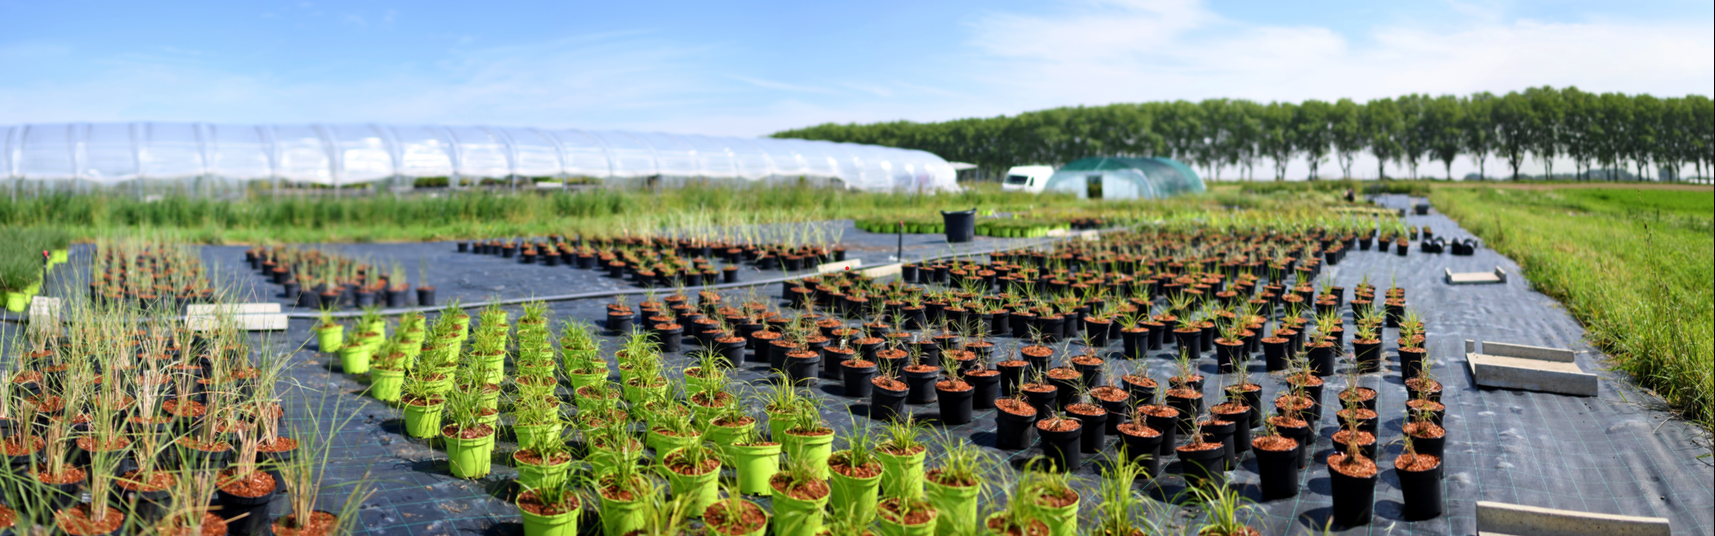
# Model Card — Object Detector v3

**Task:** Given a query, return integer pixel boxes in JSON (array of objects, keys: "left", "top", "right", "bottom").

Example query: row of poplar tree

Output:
[{"left": 773, "top": 86, "right": 1712, "bottom": 182}]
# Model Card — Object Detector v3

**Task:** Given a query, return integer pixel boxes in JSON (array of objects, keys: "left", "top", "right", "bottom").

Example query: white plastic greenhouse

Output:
[{"left": 0, "top": 123, "right": 959, "bottom": 194}]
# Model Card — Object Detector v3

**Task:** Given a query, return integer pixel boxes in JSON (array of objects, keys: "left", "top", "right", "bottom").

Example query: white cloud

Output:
[{"left": 961, "top": 0, "right": 1713, "bottom": 110}]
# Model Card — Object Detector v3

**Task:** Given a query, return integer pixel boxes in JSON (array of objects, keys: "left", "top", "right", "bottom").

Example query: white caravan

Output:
[{"left": 1000, "top": 165, "right": 1055, "bottom": 193}]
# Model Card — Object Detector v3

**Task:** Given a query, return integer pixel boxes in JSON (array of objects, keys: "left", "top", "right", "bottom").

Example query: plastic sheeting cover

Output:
[
  {"left": 0, "top": 122, "right": 959, "bottom": 192},
  {"left": 1044, "top": 156, "right": 1205, "bottom": 199}
]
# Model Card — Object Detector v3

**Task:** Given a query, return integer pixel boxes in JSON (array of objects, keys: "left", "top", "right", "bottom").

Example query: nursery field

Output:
[
  {"left": 1, "top": 187, "right": 1711, "bottom": 536},
  {"left": 1432, "top": 185, "right": 1715, "bottom": 430}
]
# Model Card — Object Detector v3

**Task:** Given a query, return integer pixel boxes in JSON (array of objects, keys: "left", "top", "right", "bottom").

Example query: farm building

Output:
[
  {"left": 0, "top": 122, "right": 960, "bottom": 195},
  {"left": 1041, "top": 156, "right": 1204, "bottom": 199}
]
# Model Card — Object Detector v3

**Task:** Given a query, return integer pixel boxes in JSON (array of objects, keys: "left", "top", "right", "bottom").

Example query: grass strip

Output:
[{"left": 1433, "top": 186, "right": 1714, "bottom": 431}]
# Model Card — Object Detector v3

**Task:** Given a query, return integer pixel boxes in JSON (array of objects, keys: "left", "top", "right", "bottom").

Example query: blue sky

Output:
[{"left": 1, "top": 0, "right": 1710, "bottom": 141}]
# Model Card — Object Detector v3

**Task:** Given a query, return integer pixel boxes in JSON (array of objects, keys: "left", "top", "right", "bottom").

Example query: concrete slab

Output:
[
  {"left": 187, "top": 302, "right": 288, "bottom": 332},
  {"left": 1467, "top": 352, "right": 1598, "bottom": 396},
  {"left": 1483, "top": 341, "right": 1575, "bottom": 362},
  {"left": 1476, "top": 501, "right": 1671, "bottom": 536},
  {"left": 1446, "top": 266, "right": 1507, "bottom": 285},
  {"left": 28, "top": 296, "right": 60, "bottom": 325},
  {"left": 816, "top": 259, "right": 863, "bottom": 274}
]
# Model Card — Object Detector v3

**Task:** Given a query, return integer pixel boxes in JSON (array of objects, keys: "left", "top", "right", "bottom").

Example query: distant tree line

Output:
[{"left": 772, "top": 87, "right": 1713, "bottom": 182}]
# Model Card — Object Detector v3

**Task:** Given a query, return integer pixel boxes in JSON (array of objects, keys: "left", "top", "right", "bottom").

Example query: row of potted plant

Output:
[
  {"left": 83, "top": 237, "right": 215, "bottom": 311},
  {"left": 0, "top": 227, "right": 71, "bottom": 313},
  {"left": 246, "top": 245, "right": 437, "bottom": 309},
  {"left": 0, "top": 292, "right": 366, "bottom": 535}
]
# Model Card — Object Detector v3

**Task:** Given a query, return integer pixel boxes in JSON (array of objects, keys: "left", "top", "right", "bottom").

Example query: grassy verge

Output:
[
  {"left": 1433, "top": 186, "right": 1714, "bottom": 430},
  {"left": 0, "top": 183, "right": 1227, "bottom": 244}
]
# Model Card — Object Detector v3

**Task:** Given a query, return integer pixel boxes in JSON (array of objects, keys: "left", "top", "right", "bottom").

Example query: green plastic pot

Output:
[
  {"left": 4, "top": 292, "right": 27, "bottom": 313},
  {"left": 828, "top": 463, "right": 883, "bottom": 521},
  {"left": 1038, "top": 492, "right": 1080, "bottom": 536},
  {"left": 586, "top": 439, "right": 644, "bottom": 477},
  {"left": 514, "top": 452, "right": 572, "bottom": 492},
  {"left": 877, "top": 448, "right": 926, "bottom": 499},
  {"left": 402, "top": 400, "right": 444, "bottom": 439},
  {"left": 731, "top": 443, "right": 781, "bottom": 496},
  {"left": 399, "top": 339, "right": 423, "bottom": 369},
  {"left": 706, "top": 420, "right": 756, "bottom": 463},
  {"left": 314, "top": 325, "right": 344, "bottom": 353},
  {"left": 781, "top": 431, "right": 834, "bottom": 480},
  {"left": 426, "top": 375, "right": 454, "bottom": 396},
  {"left": 770, "top": 476, "right": 830, "bottom": 536},
  {"left": 925, "top": 477, "right": 981, "bottom": 536},
  {"left": 483, "top": 353, "right": 506, "bottom": 384},
  {"left": 647, "top": 428, "right": 697, "bottom": 456},
  {"left": 361, "top": 319, "right": 386, "bottom": 340},
  {"left": 479, "top": 388, "right": 501, "bottom": 411},
  {"left": 766, "top": 410, "right": 793, "bottom": 442},
  {"left": 876, "top": 502, "right": 939, "bottom": 536},
  {"left": 599, "top": 489, "right": 647, "bottom": 536},
  {"left": 51, "top": 249, "right": 68, "bottom": 263},
  {"left": 518, "top": 495, "right": 580, "bottom": 536},
  {"left": 513, "top": 422, "right": 564, "bottom": 448},
  {"left": 443, "top": 427, "right": 496, "bottom": 479},
  {"left": 338, "top": 345, "right": 372, "bottom": 375},
  {"left": 662, "top": 448, "right": 722, "bottom": 514},
  {"left": 370, "top": 368, "right": 404, "bottom": 402},
  {"left": 566, "top": 371, "right": 607, "bottom": 391},
  {"left": 703, "top": 501, "right": 769, "bottom": 536}
]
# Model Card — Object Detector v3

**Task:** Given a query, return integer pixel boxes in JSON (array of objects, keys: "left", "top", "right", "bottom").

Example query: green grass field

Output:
[{"left": 1434, "top": 185, "right": 1714, "bottom": 430}]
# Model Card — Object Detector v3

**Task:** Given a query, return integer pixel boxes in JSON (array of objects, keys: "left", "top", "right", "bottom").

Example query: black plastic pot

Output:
[
  {"left": 995, "top": 407, "right": 1036, "bottom": 450},
  {"left": 1069, "top": 408, "right": 1108, "bottom": 453},
  {"left": 968, "top": 372, "right": 1001, "bottom": 410},
  {"left": 1144, "top": 411, "right": 1179, "bottom": 458},
  {"left": 1083, "top": 318, "right": 1111, "bottom": 347},
  {"left": 1398, "top": 457, "right": 1445, "bottom": 520},
  {"left": 1353, "top": 340, "right": 1382, "bottom": 372},
  {"left": 1175, "top": 443, "right": 1227, "bottom": 487},
  {"left": 784, "top": 353, "right": 820, "bottom": 386},
  {"left": 936, "top": 384, "right": 975, "bottom": 425},
  {"left": 869, "top": 380, "right": 908, "bottom": 421},
  {"left": 217, "top": 478, "right": 278, "bottom": 536},
  {"left": 1097, "top": 398, "right": 1129, "bottom": 435},
  {"left": 1410, "top": 431, "right": 1446, "bottom": 459},
  {"left": 1119, "top": 427, "right": 1163, "bottom": 476},
  {"left": 998, "top": 362, "right": 1027, "bottom": 396},
  {"left": 1254, "top": 442, "right": 1301, "bottom": 499},
  {"left": 1121, "top": 329, "right": 1146, "bottom": 359},
  {"left": 1307, "top": 344, "right": 1336, "bottom": 376},
  {"left": 1023, "top": 387, "right": 1059, "bottom": 421},
  {"left": 842, "top": 362, "right": 878, "bottom": 397},
  {"left": 414, "top": 287, "right": 435, "bottom": 306},
  {"left": 1199, "top": 419, "right": 1237, "bottom": 470},
  {"left": 942, "top": 209, "right": 976, "bottom": 243},
  {"left": 607, "top": 311, "right": 633, "bottom": 335},
  {"left": 1173, "top": 329, "right": 1202, "bottom": 356},
  {"left": 1047, "top": 374, "right": 1080, "bottom": 409},
  {"left": 1036, "top": 421, "right": 1082, "bottom": 472},
  {"left": 903, "top": 368, "right": 939, "bottom": 404},
  {"left": 1329, "top": 463, "right": 1378, "bottom": 526},
  {"left": 1216, "top": 407, "right": 1252, "bottom": 462},
  {"left": 1275, "top": 417, "right": 1310, "bottom": 465},
  {"left": 1215, "top": 341, "right": 1246, "bottom": 374},
  {"left": 1073, "top": 361, "right": 1102, "bottom": 389},
  {"left": 386, "top": 288, "right": 407, "bottom": 308},
  {"left": 719, "top": 338, "right": 746, "bottom": 366},
  {"left": 1262, "top": 339, "right": 1288, "bottom": 371},
  {"left": 656, "top": 325, "right": 685, "bottom": 354},
  {"left": 296, "top": 289, "right": 321, "bottom": 309}
]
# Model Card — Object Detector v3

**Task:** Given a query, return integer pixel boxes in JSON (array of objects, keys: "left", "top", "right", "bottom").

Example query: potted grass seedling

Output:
[
  {"left": 1018, "top": 460, "right": 1077, "bottom": 536},
  {"left": 1115, "top": 400, "right": 1164, "bottom": 477},
  {"left": 558, "top": 321, "right": 606, "bottom": 390},
  {"left": 215, "top": 424, "right": 278, "bottom": 536},
  {"left": 1173, "top": 413, "right": 1226, "bottom": 488},
  {"left": 400, "top": 366, "right": 446, "bottom": 439},
  {"left": 923, "top": 431, "right": 989, "bottom": 536},
  {"left": 659, "top": 430, "right": 722, "bottom": 515},
  {"left": 704, "top": 400, "right": 757, "bottom": 464},
  {"left": 512, "top": 426, "right": 573, "bottom": 494},
  {"left": 1331, "top": 398, "right": 1377, "bottom": 461},
  {"left": 827, "top": 415, "right": 884, "bottom": 518},
  {"left": 595, "top": 444, "right": 652, "bottom": 536},
  {"left": 770, "top": 458, "right": 832, "bottom": 536},
  {"left": 515, "top": 468, "right": 583, "bottom": 536},
  {"left": 1250, "top": 413, "right": 1301, "bottom": 500},
  {"left": 725, "top": 422, "right": 781, "bottom": 497},
  {"left": 869, "top": 359, "right": 909, "bottom": 422},
  {"left": 1394, "top": 434, "right": 1445, "bottom": 521},
  {"left": 1327, "top": 412, "right": 1379, "bottom": 526},
  {"left": 934, "top": 355, "right": 975, "bottom": 425},
  {"left": 1090, "top": 454, "right": 1151, "bottom": 536},
  {"left": 875, "top": 413, "right": 928, "bottom": 499},
  {"left": 761, "top": 381, "right": 806, "bottom": 441},
  {"left": 369, "top": 338, "right": 407, "bottom": 403},
  {"left": 624, "top": 485, "right": 695, "bottom": 536},
  {"left": 875, "top": 487, "right": 938, "bottom": 536},
  {"left": 150, "top": 468, "right": 225, "bottom": 535},
  {"left": 511, "top": 377, "right": 565, "bottom": 449},
  {"left": 270, "top": 393, "right": 372, "bottom": 536},
  {"left": 1190, "top": 478, "right": 1259, "bottom": 536},
  {"left": 644, "top": 396, "right": 698, "bottom": 455},
  {"left": 704, "top": 480, "right": 769, "bottom": 536},
  {"left": 441, "top": 368, "right": 496, "bottom": 479},
  {"left": 313, "top": 309, "right": 343, "bottom": 353},
  {"left": 780, "top": 399, "right": 835, "bottom": 479},
  {"left": 1062, "top": 383, "right": 1109, "bottom": 455}
]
